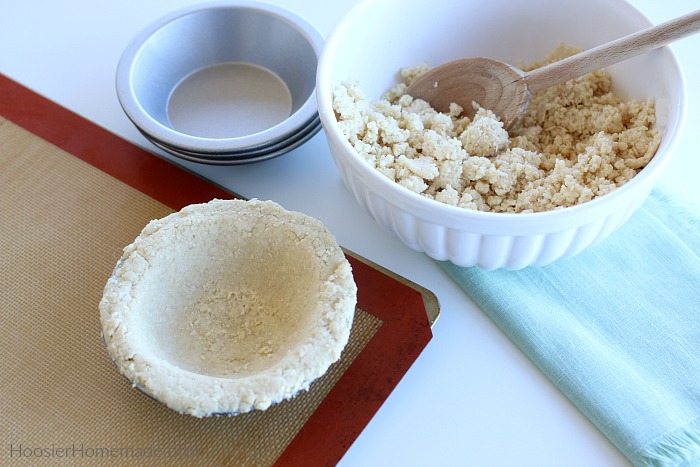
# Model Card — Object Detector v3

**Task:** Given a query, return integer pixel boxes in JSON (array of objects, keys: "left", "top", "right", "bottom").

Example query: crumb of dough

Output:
[{"left": 332, "top": 43, "right": 662, "bottom": 213}]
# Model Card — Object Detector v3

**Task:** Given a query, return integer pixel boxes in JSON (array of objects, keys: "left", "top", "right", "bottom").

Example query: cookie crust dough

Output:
[
  {"left": 333, "top": 44, "right": 661, "bottom": 213},
  {"left": 100, "top": 199, "right": 356, "bottom": 417}
]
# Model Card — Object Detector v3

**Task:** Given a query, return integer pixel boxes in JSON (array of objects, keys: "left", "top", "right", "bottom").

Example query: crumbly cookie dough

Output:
[
  {"left": 333, "top": 44, "right": 661, "bottom": 213},
  {"left": 100, "top": 199, "right": 356, "bottom": 417}
]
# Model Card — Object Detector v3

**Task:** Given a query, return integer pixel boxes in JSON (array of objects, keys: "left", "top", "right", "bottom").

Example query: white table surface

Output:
[{"left": 2, "top": 1, "right": 698, "bottom": 465}]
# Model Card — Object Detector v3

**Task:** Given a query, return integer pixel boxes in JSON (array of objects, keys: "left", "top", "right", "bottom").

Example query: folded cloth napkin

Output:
[{"left": 439, "top": 188, "right": 700, "bottom": 467}]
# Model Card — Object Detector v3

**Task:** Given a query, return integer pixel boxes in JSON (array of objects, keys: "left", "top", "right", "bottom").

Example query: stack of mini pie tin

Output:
[{"left": 116, "top": 2, "right": 324, "bottom": 165}]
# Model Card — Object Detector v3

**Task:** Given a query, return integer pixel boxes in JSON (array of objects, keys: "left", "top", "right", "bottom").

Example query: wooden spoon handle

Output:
[{"left": 525, "top": 9, "right": 700, "bottom": 94}]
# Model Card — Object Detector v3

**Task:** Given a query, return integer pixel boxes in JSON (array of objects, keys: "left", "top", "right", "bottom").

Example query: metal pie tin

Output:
[{"left": 116, "top": 1, "right": 324, "bottom": 163}]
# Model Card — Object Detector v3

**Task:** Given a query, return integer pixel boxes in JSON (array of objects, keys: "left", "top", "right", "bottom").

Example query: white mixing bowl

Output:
[{"left": 317, "top": 0, "right": 686, "bottom": 269}]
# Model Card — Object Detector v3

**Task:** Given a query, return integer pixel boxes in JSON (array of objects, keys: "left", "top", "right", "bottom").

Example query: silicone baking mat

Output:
[{"left": 0, "top": 75, "right": 438, "bottom": 466}]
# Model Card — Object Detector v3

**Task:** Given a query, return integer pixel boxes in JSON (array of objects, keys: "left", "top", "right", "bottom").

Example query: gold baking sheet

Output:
[{"left": 0, "top": 69, "right": 439, "bottom": 465}]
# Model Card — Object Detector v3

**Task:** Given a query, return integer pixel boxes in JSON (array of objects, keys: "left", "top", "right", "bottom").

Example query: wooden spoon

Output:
[{"left": 406, "top": 9, "right": 700, "bottom": 129}]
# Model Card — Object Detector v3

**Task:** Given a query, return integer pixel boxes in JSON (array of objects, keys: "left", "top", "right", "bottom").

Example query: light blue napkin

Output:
[{"left": 439, "top": 188, "right": 700, "bottom": 466}]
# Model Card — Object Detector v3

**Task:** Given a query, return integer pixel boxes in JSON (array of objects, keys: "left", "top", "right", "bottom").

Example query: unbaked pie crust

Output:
[{"left": 100, "top": 199, "right": 356, "bottom": 417}]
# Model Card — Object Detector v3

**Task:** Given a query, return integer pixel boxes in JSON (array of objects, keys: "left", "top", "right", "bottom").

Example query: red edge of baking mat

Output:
[{"left": 0, "top": 74, "right": 435, "bottom": 467}]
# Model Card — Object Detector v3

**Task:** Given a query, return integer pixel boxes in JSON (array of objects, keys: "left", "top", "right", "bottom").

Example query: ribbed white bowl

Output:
[{"left": 317, "top": 0, "right": 686, "bottom": 269}]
